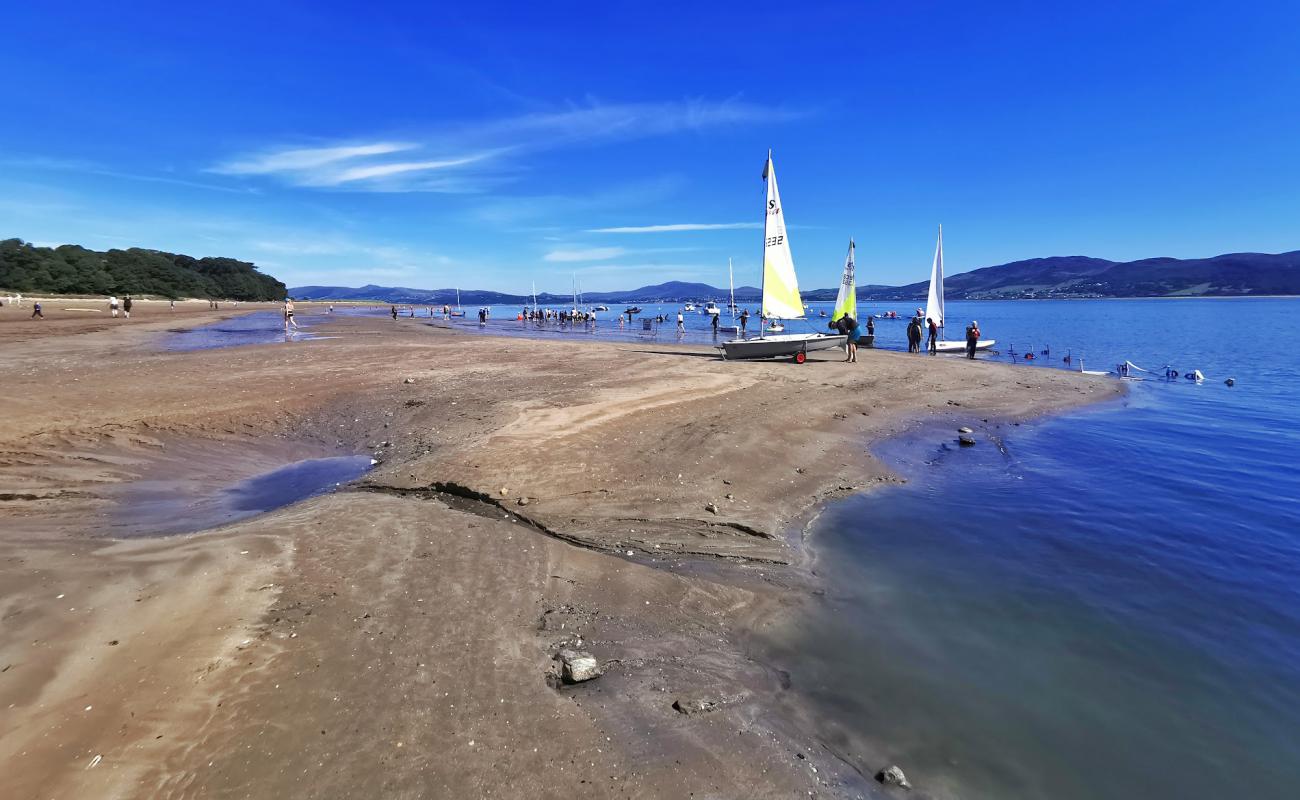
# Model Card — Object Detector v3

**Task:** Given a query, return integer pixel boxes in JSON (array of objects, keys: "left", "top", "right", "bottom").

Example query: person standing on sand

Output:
[
  {"left": 284, "top": 299, "right": 299, "bottom": 332},
  {"left": 390, "top": 305, "right": 398, "bottom": 320},
  {"left": 30, "top": 301, "right": 44, "bottom": 319},
  {"left": 927, "top": 317, "right": 938, "bottom": 355},
  {"left": 109, "top": 296, "right": 119, "bottom": 317},
  {"left": 170, "top": 299, "right": 175, "bottom": 311},
  {"left": 123, "top": 295, "right": 133, "bottom": 319},
  {"left": 829, "top": 313, "right": 860, "bottom": 362},
  {"left": 965, "top": 320, "right": 980, "bottom": 359}
]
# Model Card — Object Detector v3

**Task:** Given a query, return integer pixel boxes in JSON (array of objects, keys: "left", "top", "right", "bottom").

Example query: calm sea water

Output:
[
  {"left": 163, "top": 309, "right": 326, "bottom": 350},
  {"left": 754, "top": 297, "right": 1300, "bottom": 799}
]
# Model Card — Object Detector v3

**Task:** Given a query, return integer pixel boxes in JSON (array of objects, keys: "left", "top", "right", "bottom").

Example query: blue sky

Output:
[{"left": 2, "top": 1, "right": 1296, "bottom": 293}]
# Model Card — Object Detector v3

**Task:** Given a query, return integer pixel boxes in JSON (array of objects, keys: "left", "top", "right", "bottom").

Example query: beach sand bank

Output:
[{"left": 0, "top": 310, "right": 1120, "bottom": 798}]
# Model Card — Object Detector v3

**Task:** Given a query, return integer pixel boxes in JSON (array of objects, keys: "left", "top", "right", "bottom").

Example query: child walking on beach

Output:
[{"left": 285, "top": 299, "right": 299, "bottom": 332}]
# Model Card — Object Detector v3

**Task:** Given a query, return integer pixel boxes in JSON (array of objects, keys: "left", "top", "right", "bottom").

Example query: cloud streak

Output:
[
  {"left": 211, "top": 98, "right": 800, "bottom": 192},
  {"left": 544, "top": 246, "right": 627, "bottom": 262},
  {"left": 586, "top": 222, "right": 762, "bottom": 234}
]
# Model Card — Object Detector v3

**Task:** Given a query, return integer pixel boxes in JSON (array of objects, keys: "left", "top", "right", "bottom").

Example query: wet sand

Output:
[{"left": 0, "top": 303, "right": 1121, "bottom": 798}]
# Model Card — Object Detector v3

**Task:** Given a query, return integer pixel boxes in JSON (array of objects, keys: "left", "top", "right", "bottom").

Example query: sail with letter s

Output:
[
  {"left": 832, "top": 239, "right": 857, "bottom": 323},
  {"left": 925, "top": 224, "right": 944, "bottom": 334},
  {"left": 761, "top": 153, "right": 804, "bottom": 320}
]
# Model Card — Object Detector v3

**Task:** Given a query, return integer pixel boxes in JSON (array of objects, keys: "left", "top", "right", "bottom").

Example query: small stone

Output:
[
  {"left": 672, "top": 698, "right": 719, "bottom": 715},
  {"left": 499, "top": 487, "right": 509, "bottom": 496},
  {"left": 557, "top": 649, "right": 602, "bottom": 683},
  {"left": 705, "top": 502, "right": 719, "bottom": 515},
  {"left": 958, "top": 434, "right": 976, "bottom": 447},
  {"left": 958, "top": 426, "right": 973, "bottom": 434},
  {"left": 725, "top": 493, "right": 734, "bottom": 501},
  {"left": 517, "top": 497, "right": 529, "bottom": 506},
  {"left": 403, "top": 377, "right": 416, "bottom": 384},
  {"left": 877, "top": 764, "right": 911, "bottom": 789}
]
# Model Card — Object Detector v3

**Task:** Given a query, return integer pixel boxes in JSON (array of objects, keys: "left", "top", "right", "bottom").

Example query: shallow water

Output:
[
  {"left": 755, "top": 297, "right": 1300, "bottom": 799},
  {"left": 113, "top": 455, "right": 373, "bottom": 536},
  {"left": 163, "top": 310, "right": 324, "bottom": 350}
]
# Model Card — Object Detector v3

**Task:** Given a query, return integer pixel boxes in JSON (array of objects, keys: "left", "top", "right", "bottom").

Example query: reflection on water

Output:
[
  {"left": 113, "top": 455, "right": 373, "bottom": 536},
  {"left": 163, "top": 310, "right": 323, "bottom": 350}
]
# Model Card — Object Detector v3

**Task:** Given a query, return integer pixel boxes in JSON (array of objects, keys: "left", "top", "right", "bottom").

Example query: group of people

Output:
[
  {"left": 108, "top": 295, "right": 134, "bottom": 319},
  {"left": 518, "top": 308, "right": 596, "bottom": 325},
  {"left": 906, "top": 311, "right": 937, "bottom": 354},
  {"left": 902, "top": 309, "right": 983, "bottom": 359}
]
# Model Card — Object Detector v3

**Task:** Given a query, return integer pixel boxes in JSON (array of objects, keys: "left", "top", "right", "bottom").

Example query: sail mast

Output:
[
  {"left": 729, "top": 257, "right": 736, "bottom": 326},
  {"left": 925, "top": 224, "right": 945, "bottom": 340},
  {"left": 759, "top": 150, "right": 770, "bottom": 340}
]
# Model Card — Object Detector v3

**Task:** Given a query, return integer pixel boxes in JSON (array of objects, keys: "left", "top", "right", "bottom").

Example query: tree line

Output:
[{"left": 0, "top": 238, "right": 288, "bottom": 300}]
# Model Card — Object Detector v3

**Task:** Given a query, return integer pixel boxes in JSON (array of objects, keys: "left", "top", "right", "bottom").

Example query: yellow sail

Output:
[
  {"left": 761, "top": 153, "right": 805, "bottom": 320},
  {"left": 832, "top": 239, "right": 856, "bottom": 322}
]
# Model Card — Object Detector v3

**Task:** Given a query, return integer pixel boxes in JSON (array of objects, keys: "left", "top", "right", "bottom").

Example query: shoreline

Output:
[{"left": 0, "top": 309, "right": 1121, "bottom": 798}]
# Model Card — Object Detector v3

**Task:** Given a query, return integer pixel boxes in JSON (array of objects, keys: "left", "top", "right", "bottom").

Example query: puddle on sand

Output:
[
  {"left": 111, "top": 455, "right": 373, "bottom": 536},
  {"left": 163, "top": 311, "right": 325, "bottom": 351}
]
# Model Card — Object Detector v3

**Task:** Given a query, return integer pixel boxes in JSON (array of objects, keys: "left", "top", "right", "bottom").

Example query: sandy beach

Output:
[{"left": 0, "top": 302, "right": 1121, "bottom": 798}]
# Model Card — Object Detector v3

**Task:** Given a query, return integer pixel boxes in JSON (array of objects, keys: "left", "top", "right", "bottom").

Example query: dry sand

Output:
[{"left": 0, "top": 303, "right": 1121, "bottom": 798}]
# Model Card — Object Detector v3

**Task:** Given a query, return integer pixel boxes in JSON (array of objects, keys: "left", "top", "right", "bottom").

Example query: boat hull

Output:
[
  {"left": 933, "top": 338, "right": 995, "bottom": 353},
  {"left": 719, "top": 333, "right": 847, "bottom": 360}
]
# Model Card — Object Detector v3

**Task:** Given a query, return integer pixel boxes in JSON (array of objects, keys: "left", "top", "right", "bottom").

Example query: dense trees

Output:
[{"left": 0, "top": 239, "right": 287, "bottom": 300}]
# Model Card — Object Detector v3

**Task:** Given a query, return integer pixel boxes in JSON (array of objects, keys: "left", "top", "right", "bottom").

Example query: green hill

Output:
[{"left": 0, "top": 238, "right": 287, "bottom": 301}]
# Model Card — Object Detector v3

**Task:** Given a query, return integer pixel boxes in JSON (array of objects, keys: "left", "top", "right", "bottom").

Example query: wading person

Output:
[
  {"left": 711, "top": 313, "right": 719, "bottom": 335},
  {"left": 676, "top": 310, "right": 685, "bottom": 334},
  {"left": 285, "top": 298, "right": 299, "bottom": 332},
  {"left": 740, "top": 308, "right": 749, "bottom": 335},
  {"left": 927, "top": 316, "right": 938, "bottom": 355},
  {"left": 965, "top": 320, "right": 980, "bottom": 359}
]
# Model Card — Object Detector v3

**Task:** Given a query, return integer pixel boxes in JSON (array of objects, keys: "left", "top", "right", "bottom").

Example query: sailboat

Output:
[
  {"left": 720, "top": 152, "right": 845, "bottom": 362},
  {"left": 449, "top": 287, "right": 465, "bottom": 317},
  {"left": 831, "top": 238, "right": 857, "bottom": 328},
  {"left": 924, "top": 225, "right": 994, "bottom": 353}
]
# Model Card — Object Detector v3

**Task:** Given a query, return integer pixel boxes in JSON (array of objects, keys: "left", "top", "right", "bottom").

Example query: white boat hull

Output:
[
  {"left": 719, "top": 333, "right": 847, "bottom": 361},
  {"left": 933, "top": 339, "right": 996, "bottom": 353}
]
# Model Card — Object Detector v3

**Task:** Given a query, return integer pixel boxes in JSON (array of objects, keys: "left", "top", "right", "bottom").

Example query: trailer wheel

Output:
[{"left": 794, "top": 351, "right": 807, "bottom": 364}]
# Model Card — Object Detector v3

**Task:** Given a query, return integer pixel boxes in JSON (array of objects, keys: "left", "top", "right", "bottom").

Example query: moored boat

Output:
[{"left": 720, "top": 152, "right": 844, "bottom": 362}]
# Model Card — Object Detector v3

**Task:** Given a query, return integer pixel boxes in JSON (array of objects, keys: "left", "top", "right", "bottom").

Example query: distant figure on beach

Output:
[
  {"left": 285, "top": 299, "right": 299, "bottom": 332},
  {"left": 109, "top": 296, "right": 119, "bottom": 317},
  {"left": 866, "top": 317, "right": 875, "bottom": 337},
  {"left": 711, "top": 314, "right": 719, "bottom": 335},
  {"left": 926, "top": 317, "right": 937, "bottom": 355},
  {"left": 906, "top": 317, "right": 920, "bottom": 352},
  {"left": 169, "top": 299, "right": 175, "bottom": 311},
  {"left": 676, "top": 310, "right": 685, "bottom": 333},
  {"left": 390, "top": 305, "right": 398, "bottom": 320},
  {"left": 328, "top": 304, "right": 334, "bottom": 314},
  {"left": 740, "top": 308, "right": 749, "bottom": 335},
  {"left": 965, "top": 320, "right": 981, "bottom": 359},
  {"left": 30, "top": 301, "right": 44, "bottom": 319},
  {"left": 123, "top": 295, "right": 133, "bottom": 319}
]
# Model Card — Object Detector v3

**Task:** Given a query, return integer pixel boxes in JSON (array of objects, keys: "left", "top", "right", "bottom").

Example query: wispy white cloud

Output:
[
  {"left": 543, "top": 246, "right": 627, "bottom": 262},
  {"left": 586, "top": 222, "right": 762, "bottom": 234},
  {"left": 4, "top": 154, "right": 255, "bottom": 194},
  {"left": 212, "top": 99, "right": 800, "bottom": 193},
  {"left": 214, "top": 143, "right": 417, "bottom": 175}
]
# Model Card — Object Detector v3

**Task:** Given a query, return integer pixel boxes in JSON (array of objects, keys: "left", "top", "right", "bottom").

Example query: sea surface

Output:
[
  {"left": 753, "top": 297, "right": 1300, "bottom": 799},
  {"left": 163, "top": 309, "right": 327, "bottom": 350}
]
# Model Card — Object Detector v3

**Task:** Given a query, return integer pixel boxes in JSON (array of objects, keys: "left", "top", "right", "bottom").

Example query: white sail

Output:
[
  {"left": 925, "top": 225, "right": 944, "bottom": 335},
  {"left": 832, "top": 239, "right": 857, "bottom": 323},
  {"left": 761, "top": 152, "right": 804, "bottom": 320}
]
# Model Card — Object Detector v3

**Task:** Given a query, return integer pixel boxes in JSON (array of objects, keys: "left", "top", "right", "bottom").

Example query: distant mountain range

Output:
[{"left": 292, "top": 250, "right": 1300, "bottom": 304}]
